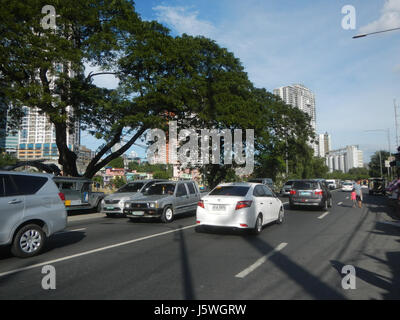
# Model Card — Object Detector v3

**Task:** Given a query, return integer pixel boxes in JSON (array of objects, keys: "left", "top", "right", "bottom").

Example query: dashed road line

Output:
[
  {"left": 318, "top": 211, "right": 330, "bottom": 219},
  {"left": 235, "top": 242, "right": 288, "bottom": 278}
]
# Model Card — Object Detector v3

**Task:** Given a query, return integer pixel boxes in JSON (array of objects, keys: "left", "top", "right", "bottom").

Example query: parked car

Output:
[
  {"left": 123, "top": 180, "right": 201, "bottom": 223},
  {"left": 368, "top": 178, "right": 386, "bottom": 195},
  {"left": 326, "top": 179, "right": 337, "bottom": 190},
  {"left": 0, "top": 171, "right": 67, "bottom": 258},
  {"left": 53, "top": 176, "right": 105, "bottom": 212},
  {"left": 196, "top": 182, "right": 284, "bottom": 234},
  {"left": 280, "top": 180, "right": 297, "bottom": 196},
  {"left": 101, "top": 179, "right": 167, "bottom": 217},
  {"left": 248, "top": 178, "right": 276, "bottom": 193},
  {"left": 289, "top": 179, "right": 332, "bottom": 210},
  {"left": 341, "top": 181, "right": 354, "bottom": 192}
]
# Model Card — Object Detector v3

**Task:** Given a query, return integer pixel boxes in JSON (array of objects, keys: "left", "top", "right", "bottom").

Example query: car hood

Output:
[
  {"left": 104, "top": 192, "right": 144, "bottom": 201},
  {"left": 130, "top": 194, "right": 171, "bottom": 202}
]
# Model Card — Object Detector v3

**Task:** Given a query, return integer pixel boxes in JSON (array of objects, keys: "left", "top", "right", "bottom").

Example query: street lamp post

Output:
[{"left": 364, "top": 129, "right": 392, "bottom": 180}]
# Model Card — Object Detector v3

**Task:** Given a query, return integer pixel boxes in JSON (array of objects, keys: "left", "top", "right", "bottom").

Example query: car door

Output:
[
  {"left": 263, "top": 185, "right": 280, "bottom": 221},
  {"left": 0, "top": 174, "right": 25, "bottom": 244},
  {"left": 185, "top": 182, "right": 199, "bottom": 212},
  {"left": 175, "top": 183, "right": 191, "bottom": 214},
  {"left": 252, "top": 185, "right": 269, "bottom": 224}
]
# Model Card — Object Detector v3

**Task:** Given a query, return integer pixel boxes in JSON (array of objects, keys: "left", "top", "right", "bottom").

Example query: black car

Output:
[
  {"left": 368, "top": 178, "right": 386, "bottom": 195},
  {"left": 289, "top": 179, "right": 332, "bottom": 210}
]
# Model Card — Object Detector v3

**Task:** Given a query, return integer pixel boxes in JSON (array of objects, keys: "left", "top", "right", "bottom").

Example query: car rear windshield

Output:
[
  {"left": 284, "top": 181, "right": 294, "bottom": 186},
  {"left": 248, "top": 179, "right": 262, "bottom": 183},
  {"left": 209, "top": 186, "right": 250, "bottom": 196},
  {"left": 293, "top": 181, "right": 319, "bottom": 190},
  {"left": 117, "top": 182, "right": 145, "bottom": 193},
  {"left": 343, "top": 182, "right": 353, "bottom": 186}
]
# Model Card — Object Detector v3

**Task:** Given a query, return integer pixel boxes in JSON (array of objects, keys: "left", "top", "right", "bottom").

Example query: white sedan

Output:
[
  {"left": 341, "top": 182, "right": 354, "bottom": 192},
  {"left": 196, "top": 182, "right": 284, "bottom": 234}
]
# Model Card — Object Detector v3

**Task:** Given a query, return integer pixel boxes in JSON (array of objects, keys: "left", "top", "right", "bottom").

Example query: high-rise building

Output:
[
  {"left": 0, "top": 106, "right": 19, "bottom": 156},
  {"left": 318, "top": 132, "right": 331, "bottom": 157},
  {"left": 273, "top": 84, "right": 317, "bottom": 155},
  {"left": 17, "top": 106, "right": 80, "bottom": 161}
]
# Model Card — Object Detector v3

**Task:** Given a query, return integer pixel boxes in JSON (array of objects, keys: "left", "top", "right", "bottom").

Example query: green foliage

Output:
[
  {"left": 0, "top": 152, "right": 17, "bottom": 167},
  {"left": 368, "top": 150, "right": 390, "bottom": 178},
  {"left": 107, "top": 157, "right": 124, "bottom": 169},
  {"left": 152, "top": 171, "right": 171, "bottom": 179},
  {"left": 113, "top": 176, "right": 127, "bottom": 189}
]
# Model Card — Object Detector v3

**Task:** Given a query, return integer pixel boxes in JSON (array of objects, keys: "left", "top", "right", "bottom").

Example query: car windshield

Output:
[
  {"left": 117, "top": 182, "right": 145, "bottom": 193},
  {"left": 293, "top": 181, "right": 319, "bottom": 190},
  {"left": 343, "top": 182, "right": 353, "bottom": 186},
  {"left": 145, "top": 183, "right": 175, "bottom": 195},
  {"left": 209, "top": 186, "right": 250, "bottom": 196}
]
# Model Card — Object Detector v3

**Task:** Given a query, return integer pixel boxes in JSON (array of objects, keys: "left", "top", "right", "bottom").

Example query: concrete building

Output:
[
  {"left": 325, "top": 145, "right": 363, "bottom": 173},
  {"left": 273, "top": 84, "right": 318, "bottom": 155}
]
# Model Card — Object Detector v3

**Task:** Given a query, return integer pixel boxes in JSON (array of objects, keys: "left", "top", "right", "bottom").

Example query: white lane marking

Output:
[
  {"left": 338, "top": 202, "right": 343, "bottom": 205},
  {"left": 0, "top": 224, "right": 197, "bottom": 278},
  {"left": 318, "top": 211, "right": 330, "bottom": 219},
  {"left": 57, "top": 228, "right": 87, "bottom": 234},
  {"left": 235, "top": 242, "right": 288, "bottom": 279}
]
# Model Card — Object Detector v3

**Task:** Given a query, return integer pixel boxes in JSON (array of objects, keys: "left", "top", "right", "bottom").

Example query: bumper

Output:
[
  {"left": 196, "top": 209, "right": 256, "bottom": 229},
  {"left": 290, "top": 199, "right": 322, "bottom": 206},
  {"left": 124, "top": 208, "right": 163, "bottom": 218}
]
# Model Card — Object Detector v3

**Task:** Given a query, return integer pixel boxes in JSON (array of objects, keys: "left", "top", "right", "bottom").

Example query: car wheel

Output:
[
  {"left": 276, "top": 207, "right": 284, "bottom": 224},
  {"left": 11, "top": 224, "right": 46, "bottom": 258},
  {"left": 252, "top": 214, "right": 263, "bottom": 235},
  {"left": 161, "top": 206, "right": 174, "bottom": 223}
]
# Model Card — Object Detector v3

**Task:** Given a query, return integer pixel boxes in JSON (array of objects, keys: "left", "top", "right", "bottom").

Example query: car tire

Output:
[
  {"left": 252, "top": 214, "right": 263, "bottom": 235},
  {"left": 11, "top": 224, "right": 46, "bottom": 258},
  {"left": 161, "top": 206, "right": 174, "bottom": 223},
  {"left": 276, "top": 207, "right": 284, "bottom": 224}
]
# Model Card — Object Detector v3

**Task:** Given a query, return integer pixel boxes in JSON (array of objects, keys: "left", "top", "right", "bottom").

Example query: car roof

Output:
[{"left": 0, "top": 170, "right": 53, "bottom": 179}]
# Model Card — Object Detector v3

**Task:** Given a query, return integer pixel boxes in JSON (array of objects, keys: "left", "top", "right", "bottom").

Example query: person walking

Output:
[
  {"left": 354, "top": 180, "right": 363, "bottom": 208},
  {"left": 351, "top": 188, "right": 357, "bottom": 208}
]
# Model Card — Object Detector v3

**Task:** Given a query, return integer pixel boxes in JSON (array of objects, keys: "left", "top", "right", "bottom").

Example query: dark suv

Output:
[{"left": 289, "top": 179, "right": 332, "bottom": 210}]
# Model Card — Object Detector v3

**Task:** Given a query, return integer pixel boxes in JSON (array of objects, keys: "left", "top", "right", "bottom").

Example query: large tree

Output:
[{"left": 369, "top": 150, "right": 390, "bottom": 178}]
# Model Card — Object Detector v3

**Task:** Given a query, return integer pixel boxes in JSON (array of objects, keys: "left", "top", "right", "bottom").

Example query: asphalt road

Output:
[{"left": 0, "top": 190, "right": 399, "bottom": 300}]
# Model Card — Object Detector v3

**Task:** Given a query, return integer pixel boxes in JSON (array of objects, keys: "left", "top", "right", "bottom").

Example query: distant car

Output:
[
  {"left": 53, "top": 176, "right": 105, "bottom": 212},
  {"left": 281, "top": 180, "right": 296, "bottom": 196},
  {"left": 341, "top": 181, "right": 354, "bottom": 192},
  {"left": 0, "top": 171, "right": 67, "bottom": 258},
  {"left": 368, "top": 178, "right": 386, "bottom": 195},
  {"left": 196, "top": 182, "right": 284, "bottom": 234},
  {"left": 289, "top": 179, "right": 332, "bottom": 210},
  {"left": 326, "top": 179, "right": 337, "bottom": 190},
  {"left": 248, "top": 178, "right": 276, "bottom": 192},
  {"left": 101, "top": 179, "right": 167, "bottom": 217},
  {"left": 123, "top": 180, "right": 201, "bottom": 223}
]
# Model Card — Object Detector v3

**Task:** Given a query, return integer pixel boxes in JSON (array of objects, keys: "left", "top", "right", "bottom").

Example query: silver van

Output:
[{"left": 0, "top": 171, "right": 67, "bottom": 258}]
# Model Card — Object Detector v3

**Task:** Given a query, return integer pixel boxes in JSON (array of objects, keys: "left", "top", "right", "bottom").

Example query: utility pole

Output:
[{"left": 394, "top": 99, "right": 399, "bottom": 149}]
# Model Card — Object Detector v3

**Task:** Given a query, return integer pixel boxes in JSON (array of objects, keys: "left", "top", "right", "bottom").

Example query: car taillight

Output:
[
  {"left": 58, "top": 192, "right": 65, "bottom": 201},
  {"left": 315, "top": 190, "right": 323, "bottom": 195},
  {"left": 235, "top": 201, "right": 252, "bottom": 210},
  {"left": 197, "top": 200, "right": 205, "bottom": 208},
  {"left": 290, "top": 190, "right": 296, "bottom": 195}
]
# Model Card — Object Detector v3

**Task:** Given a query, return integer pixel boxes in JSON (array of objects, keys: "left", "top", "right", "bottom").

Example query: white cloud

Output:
[
  {"left": 359, "top": 0, "right": 400, "bottom": 34},
  {"left": 153, "top": 5, "right": 216, "bottom": 37}
]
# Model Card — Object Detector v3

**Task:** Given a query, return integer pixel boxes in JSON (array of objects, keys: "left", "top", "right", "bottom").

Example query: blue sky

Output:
[{"left": 83, "top": 0, "right": 400, "bottom": 163}]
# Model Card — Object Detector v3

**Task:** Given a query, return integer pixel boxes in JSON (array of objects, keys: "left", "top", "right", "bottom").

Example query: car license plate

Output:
[
  {"left": 131, "top": 211, "right": 144, "bottom": 216},
  {"left": 212, "top": 205, "right": 226, "bottom": 211},
  {"left": 300, "top": 192, "right": 311, "bottom": 196},
  {"left": 106, "top": 206, "right": 114, "bottom": 210}
]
